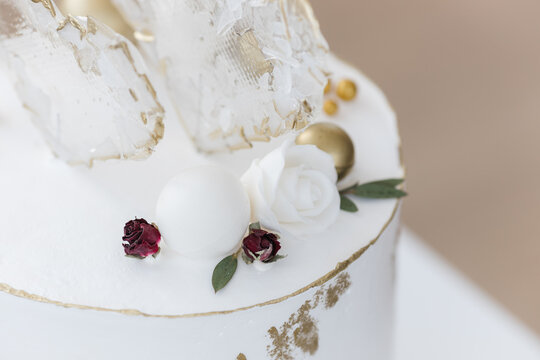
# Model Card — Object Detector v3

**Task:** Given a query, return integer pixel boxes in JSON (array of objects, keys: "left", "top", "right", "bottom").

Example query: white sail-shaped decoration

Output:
[
  {"left": 112, "top": 0, "right": 329, "bottom": 152},
  {"left": 0, "top": 0, "right": 164, "bottom": 165}
]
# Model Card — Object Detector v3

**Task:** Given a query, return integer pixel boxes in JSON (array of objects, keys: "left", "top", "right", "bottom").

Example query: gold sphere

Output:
[
  {"left": 295, "top": 122, "right": 355, "bottom": 180},
  {"left": 56, "top": 0, "right": 134, "bottom": 41},
  {"left": 336, "top": 79, "right": 357, "bottom": 101},
  {"left": 323, "top": 99, "right": 338, "bottom": 115}
]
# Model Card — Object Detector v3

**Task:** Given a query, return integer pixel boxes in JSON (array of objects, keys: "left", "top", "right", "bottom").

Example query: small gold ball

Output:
[
  {"left": 336, "top": 79, "right": 357, "bottom": 101},
  {"left": 324, "top": 79, "right": 332, "bottom": 94},
  {"left": 323, "top": 99, "right": 338, "bottom": 116},
  {"left": 296, "top": 122, "right": 355, "bottom": 180}
]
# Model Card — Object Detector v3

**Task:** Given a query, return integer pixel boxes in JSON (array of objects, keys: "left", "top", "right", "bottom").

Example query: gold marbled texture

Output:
[{"left": 267, "top": 272, "right": 351, "bottom": 359}]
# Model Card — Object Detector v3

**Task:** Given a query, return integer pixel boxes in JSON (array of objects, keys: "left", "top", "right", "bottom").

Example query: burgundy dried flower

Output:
[
  {"left": 122, "top": 218, "right": 161, "bottom": 258},
  {"left": 242, "top": 228, "right": 281, "bottom": 263}
]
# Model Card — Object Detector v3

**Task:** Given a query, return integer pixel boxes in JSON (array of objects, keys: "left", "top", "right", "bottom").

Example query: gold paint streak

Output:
[
  {"left": 323, "top": 273, "right": 351, "bottom": 309},
  {"left": 293, "top": 315, "right": 318, "bottom": 355},
  {"left": 324, "top": 79, "right": 331, "bottom": 94},
  {"left": 109, "top": 41, "right": 165, "bottom": 147},
  {"left": 151, "top": 116, "right": 165, "bottom": 141},
  {"left": 308, "top": 67, "right": 325, "bottom": 86},
  {"left": 140, "top": 112, "right": 148, "bottom": 125},
  {"left": 129, "top": 88, "right": 138, "bottom": 102},
  {"left": 208, "top": 128, "right": 224, "bottom": 140},
  {"left": 22, "top": 103, "right": 37, "bottom": 115},
  {"left": 228, "top": 141, "right": 253, "bottom": 151},
  {"left": 56, "top": 15, "right": 86, "bottom": 40},
  {"left": 86, "top": 17, "right": 98, "bottom": 35},
  {"left": 266, "top": 272, "right": 351, "bottom": 358},
  {"left": 267, "top": 325, "right": 293, "bottom": 360},
  {"left": 279, "top": 0, "right": 291, "bottom": 40},
  {"left": 31, "top": 0, "right": 56, "bottom": 17},
  {"left": 247, "top": 133, "right": 271, "bottom": 143},
  {"left": 238, "top": 127, "right": 252, "bottom": 149},
  {"left": 272, "top": 99, "right": 286, "bottom": 121}
]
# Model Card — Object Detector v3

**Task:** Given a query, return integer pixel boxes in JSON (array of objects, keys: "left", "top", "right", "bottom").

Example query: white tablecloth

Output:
[{"left": 395, "top": 228, "right": 540, "bottom": 359}]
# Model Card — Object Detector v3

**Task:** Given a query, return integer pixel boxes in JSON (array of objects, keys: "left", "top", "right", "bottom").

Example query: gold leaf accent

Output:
[
  {"left": 140, "top": 112, "right": 148, "bottom": 125},
  {"left": 129, "top": 88, "right": 138, "bottom": 102},
  {"left": 266, "top": 273, "right": 352, "bottom": 359},
  {"left": 56, "top": 14, "right": 86, "bottom": 39},
  {"left": 236, "top": 354, "right": 247, "bottom": 360},
  {"left": 323, "top": 272, "right": 351, "bottom": 309},
  {"left": 31, "top": 0, "right": 56, "bottom": 18}
]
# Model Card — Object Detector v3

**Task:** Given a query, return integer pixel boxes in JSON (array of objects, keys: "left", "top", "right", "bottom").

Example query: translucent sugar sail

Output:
[
  {"left": 112, "top": 0, "right": 329, "bottom": 152},
  {"left": 0, "top": 0, "right": 164, "bottom": 165}
]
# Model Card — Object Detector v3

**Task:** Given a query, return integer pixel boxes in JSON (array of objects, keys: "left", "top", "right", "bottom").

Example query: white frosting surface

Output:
[{"left": 0, "top": 55, "right": 403, "bottom": 315}]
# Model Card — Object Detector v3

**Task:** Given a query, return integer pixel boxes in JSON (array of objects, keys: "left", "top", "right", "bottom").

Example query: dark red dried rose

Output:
[
  {"left": 242, "top": 229, "right": 281, "bottom": 263},
  {"left": 122, "top": 218, "right": 161, "bottom": 258}
]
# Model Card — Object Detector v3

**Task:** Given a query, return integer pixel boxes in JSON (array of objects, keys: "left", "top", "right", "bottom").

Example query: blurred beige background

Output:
[{"left": 309, "top": 0, "right": 540, "bottom": 333}]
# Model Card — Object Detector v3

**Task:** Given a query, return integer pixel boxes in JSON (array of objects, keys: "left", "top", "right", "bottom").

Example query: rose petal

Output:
[
  {"left": 285, "top": 144, "right": 338, "bottom": 183},
  {"left": 297, "top": 170, "right": 336, "bottom": 218}
]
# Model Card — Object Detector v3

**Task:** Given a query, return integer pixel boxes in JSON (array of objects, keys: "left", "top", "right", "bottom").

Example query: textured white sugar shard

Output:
[
  {"left": 113, "top": 0, "right": 329, "bottom": 152},
  {"left": 0, "top": 0, "right": 164, "bottom": 165}
]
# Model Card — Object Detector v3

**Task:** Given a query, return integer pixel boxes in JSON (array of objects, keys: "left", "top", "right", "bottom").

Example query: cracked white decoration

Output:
[
  {"left": 0, "top": 0, "right": 164, "bottom": 165},
  {"left": 112, "top": 0, "right": 329, "bottom": 152}
]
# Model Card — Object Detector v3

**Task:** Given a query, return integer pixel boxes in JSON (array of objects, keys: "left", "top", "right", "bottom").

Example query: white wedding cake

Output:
[{"left": 0, "top": 1, "right": 404, "bottom": 359}]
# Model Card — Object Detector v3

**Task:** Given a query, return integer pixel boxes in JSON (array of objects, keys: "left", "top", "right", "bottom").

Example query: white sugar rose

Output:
[{"left": 241, "top": 140, "right": 340, "bottom": 236}]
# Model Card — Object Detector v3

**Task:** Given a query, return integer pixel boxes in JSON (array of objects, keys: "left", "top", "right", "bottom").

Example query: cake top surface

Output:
[{"left": 0, "top": 54, "right": 403, "bottom": 316}]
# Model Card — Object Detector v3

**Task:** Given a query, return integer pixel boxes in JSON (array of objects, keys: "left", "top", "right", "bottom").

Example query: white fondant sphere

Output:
[{"left": 156, "top": 166, "right": 250, "bottom": 260}]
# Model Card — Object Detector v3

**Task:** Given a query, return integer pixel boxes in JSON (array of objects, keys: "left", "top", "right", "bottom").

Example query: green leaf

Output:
[
  {"left": 212, "top": 255, "right": 238, "bottom": 293},
  {"left": 364, "top": 178, "right": 404, "bottom": 187},
  {"left": 352, "top": 182, "right": 407, "bottom": 199},
  {"left": 249, "top": 222, "right": 261, "bottom": 231},
  {"left": 265, "top": 254, "right": 286, "bottom": 263},
  {"left": 340, "top": 194, "right": 358, "bottom": 212},
  {"left": 124, "top": 254, "right": 145, "bottom": 260}
]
